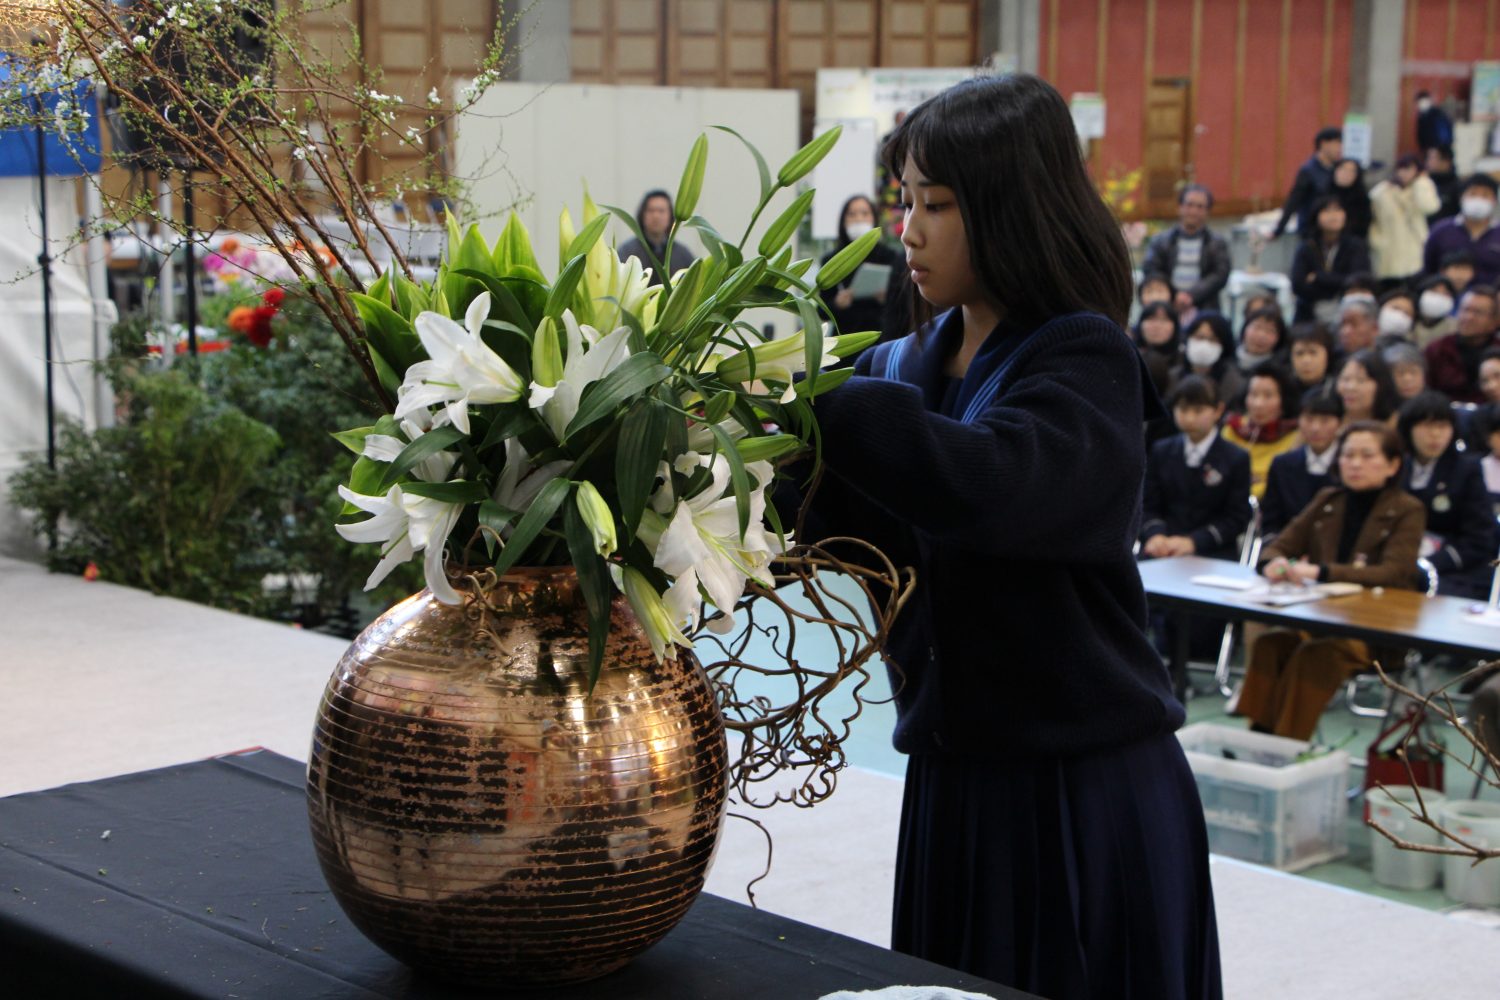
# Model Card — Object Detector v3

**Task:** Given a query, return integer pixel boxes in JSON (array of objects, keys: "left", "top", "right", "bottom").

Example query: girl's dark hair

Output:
[
  {"left": 1188, "top": 311, "right": 1236, "bottom": 352},
  {"left": 1139, "top": 272, "right": 1175, "bottom": 301},
  {"left": 1396, "top": 390, "right": 1458, "bottom": 451},
  {"left": 634, "top": 189, "right": 673, "bottom": 237},
  {"left": 1419, "top": 274, "right": 1458, "bottom": 297},
  {"left": 883, "top": 73, "right": 1133, "bottom": 332},
  {"left": 1240, "top": 307, "right": 1288, "bottom": 353},
  {"left": 1379, "top": 286, "right": 1416, "bottom": 309},
  {"left": 1301, "top": 384, "right": 1344, "bottom": 418},
  {"left": 1395, "top": 153, "right": 1423, "bottom": 172},
  {"left": 1246, "top": 361, "right": 1299, "bottom": 419},
  {"left": 835, "top": 194, "right": 879, "bottom": 247},
  {"left": 1308, "top": 193, "right": 1347, "bottom": 240},
  {"left": 1133, "top": 301, "right": 1180, "bottom": 346},
  {"left": 1339, "top": 420, "right": 1405, "bottom": 465},
  {"left": 1289, "top": 321, "right": 1335, "bottom": 356},
  {"left": 1338, "top": 348, "right": 1402, "bottom": 421},
  {"left": 1169, "top": 374, "right": 1218, "bottom": 409}
]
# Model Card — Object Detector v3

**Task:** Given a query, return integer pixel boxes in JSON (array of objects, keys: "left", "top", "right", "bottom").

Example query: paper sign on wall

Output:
[
  {"left": 1342, "top": 112, "right": 1372, "bottom": 167},
  {"left": 1070, "top": 93, "right": 1106, "bottom": 140}
]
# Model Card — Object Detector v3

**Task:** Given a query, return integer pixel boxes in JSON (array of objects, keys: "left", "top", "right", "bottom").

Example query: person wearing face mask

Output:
[
  {"left": 1415, "top": 91, "right": 1454, "bottom": 158},
  {"left": 1238, "top": 422, "right": 1425, "bottom": 739},
  {"left": 1413, "top": 275, "right": 1459, "bottom": 347},
  {"left": 1370, "top": 154, "right": 1440, "bottom": 286},
  {"left": 1174, "top": 313, "right": 1245, "bottom": 408},
  {"left": 820, "top": 194, "right": 901, "bottom": 344},
  {"left": 1423, "top": 174, "right": 1500, "bottom": 285},
  {"left": 1397, "top": 391, "right": 1497, "bottom": 600},
  {"left": 1423, "top": 285, "right": 1500, "bottom": 403},
  {"left": 1376, "top": 288, "right": 1418, "bottom": 344}
]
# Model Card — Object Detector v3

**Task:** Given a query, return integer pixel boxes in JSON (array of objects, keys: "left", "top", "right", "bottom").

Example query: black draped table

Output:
[{"left": 0, "top": 751, "right": 1024, "bottom": 999}]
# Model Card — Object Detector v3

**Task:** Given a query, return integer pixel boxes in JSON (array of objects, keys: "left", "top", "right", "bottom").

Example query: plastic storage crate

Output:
[{"left": 1177, "top": 723, "right": 1350, "bottom": 872}]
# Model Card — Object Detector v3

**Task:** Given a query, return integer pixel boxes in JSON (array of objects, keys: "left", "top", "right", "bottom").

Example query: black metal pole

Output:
[
  {"left": 33, "top": 89, "right": 57, "bottom": 555},
  {"left": 183, "top": 171, "right": 198, "bottom": 356}
]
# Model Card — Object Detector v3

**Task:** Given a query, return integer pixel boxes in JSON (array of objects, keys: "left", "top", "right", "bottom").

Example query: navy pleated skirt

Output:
[{"left": 892, "top": 732, "right": 1222, "bottom": 1000}]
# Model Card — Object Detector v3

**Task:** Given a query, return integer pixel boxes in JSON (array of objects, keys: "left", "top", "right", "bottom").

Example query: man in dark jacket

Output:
[
  {"left": 1274, "top": 126, "right": 1343, "bottom": 238},
  {"left": 1415, "top": 91, "right": 1454, "bottom": 156},
  {"left": 1142, "top": 184, "right": 1231, "bottom": 313},
  {"left": 1426, "top": 145, "right": 1462, "bottom": 223}
]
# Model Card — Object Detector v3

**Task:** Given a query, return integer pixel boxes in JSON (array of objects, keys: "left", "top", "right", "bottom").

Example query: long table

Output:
[
  {"left": 0, "top": 750, "right": 1023, "bottom": 1000},
  {"left": 1138, "top": 555, "right": 1500, "bottom": 699}
]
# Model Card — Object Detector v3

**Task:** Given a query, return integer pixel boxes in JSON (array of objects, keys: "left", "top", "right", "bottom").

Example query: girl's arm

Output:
[{"left": 814, "top": 318, "right": 1148, "bottom": 562}]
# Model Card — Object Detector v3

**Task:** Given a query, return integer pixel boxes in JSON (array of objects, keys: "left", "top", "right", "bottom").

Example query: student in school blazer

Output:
[
  {"left": 1401, "top": 446, "right": 1498, "bottom": 599},
  {"left": 1261, "top": 444, "right": 1335, "bottom": 537},
  {"left": 1141, "top": 435, "right": 1253, "bottom": 561}
]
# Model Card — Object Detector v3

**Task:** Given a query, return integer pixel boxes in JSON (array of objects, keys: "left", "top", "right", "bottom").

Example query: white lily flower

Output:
[
  {"left": 493, "top": 437, "right": 572, "bottom": 521},
  {"left": 336, "top": 483, "right": 463, "bottom": 604},
  {"left": 528, "top": 311, "right": 633, "bottom": 440},
  {"left": 396, "top": 292, "right": 525, "bottom": 434},
  {"left": 360, "top": 416, "right": 457, "bottom": 484}
]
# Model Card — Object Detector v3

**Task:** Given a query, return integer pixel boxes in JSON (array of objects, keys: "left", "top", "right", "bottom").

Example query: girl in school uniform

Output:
[
  {"left": 1397, "top": 391, "right": 1499, "bottom": 599},
  {"left": 1239, "top": 422, "right": 1426, "bottom": 739},
  {"left": 801, "top": 73, "right": 1220, "bottom": 999},
  {"left": 1334, "top": 349, "right": 1402, "bottom": 427}
]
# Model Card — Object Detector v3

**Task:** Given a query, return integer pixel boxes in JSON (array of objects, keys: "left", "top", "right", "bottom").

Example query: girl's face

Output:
[
  {"left": 1291, "top": 341, "right": 1329, "bottom": 383},
  {"left": 1337, "top": 360, "right": 1377, "bottom": 417},
  {"left": 1411, "top": 419, "right": 1454, "bottom": 463},
  {"left": 1339, "top": 431, "right": 1400, "bottom": 491},
  {"left": 900, "top": 155, "right": 983, "bottom": 313},
  {"left": 1242, "top": 317, "right": 1280, "bottom": 355},
  {"left": 1392, "top": 362, "right": 1426, "bottom": 399},
  {"left": 1300, "top": 412, "right": 1341, "bottom": 452},
  {"left": 1318, "top": 203, "right": 1347, "bottom": 236},
  {"left": 1334, "top": 161, "right": 1359, "bottom": 187},
  {"left": 1140, "top": 314, "right": 1175, "bottom": 347},
  {"left": 1244, "top": 376, "right": 1284, "bottom": 426},
  {"left": 843, "top": 199, "right": 875, "bottom": 230},
  {"left": 1480, "top": 358, "right": 1500, "bottom": 403}
]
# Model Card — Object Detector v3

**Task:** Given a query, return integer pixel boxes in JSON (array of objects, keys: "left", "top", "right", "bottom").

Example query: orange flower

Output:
[
  {"left": 82, "top": 562, "right": 100, "bottom": 581},
  {"left": 227, "top": 305, "right": 255, "bottom": 333},
  {"left": 220, "top": 237, "right": 240, "bottom": 254}
]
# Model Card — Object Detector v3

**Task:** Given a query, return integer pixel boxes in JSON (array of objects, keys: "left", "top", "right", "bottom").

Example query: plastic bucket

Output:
[
  {"left": 1438, "top": 799, "right": 1500, "bottom": 906},
  {"left": 1365, "top": 785, "right": 1447, "bottom": 890}
]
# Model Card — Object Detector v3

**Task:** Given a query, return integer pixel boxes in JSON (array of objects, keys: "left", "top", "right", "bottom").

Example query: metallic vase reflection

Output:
[{"left": 306, "top": 568, "right": 729, "bottom": 987}]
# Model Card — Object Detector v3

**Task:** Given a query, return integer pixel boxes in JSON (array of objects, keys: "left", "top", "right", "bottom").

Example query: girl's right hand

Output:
[{"left": 1263, "top": 556, "right": 1291, "bottom": 581}]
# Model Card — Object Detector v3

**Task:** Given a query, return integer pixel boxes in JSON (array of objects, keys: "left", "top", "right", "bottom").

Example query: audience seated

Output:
[
  {"left": 1239, "top": 422, "right": 1425, "bottom": 739},
  {"left": 1396, "top": 391, "right": 1499, "bottom": 599},
  {"left": 1174, "top": 313, "right": 1246, "bottom": 407},
  {"left": 1423, "top": 284, "right": 1500, "bottom": 403},
  {"left": 1223, "top": 362, "right": 1301, "bottom": 500},
  {"left": 1262, "top": 386, "right": 1345, "bottom": 538},
  {"left": 1288, "top": 322, "right": 1335, "bottom": 398},
  {"left": 1334, "top": 348, "right": 1401, "bottom": 426}
]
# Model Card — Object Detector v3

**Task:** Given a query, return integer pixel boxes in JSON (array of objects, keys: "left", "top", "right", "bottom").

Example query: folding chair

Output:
[{"left": 1212, "top": 494, "right": 1262, "bottom": 697}]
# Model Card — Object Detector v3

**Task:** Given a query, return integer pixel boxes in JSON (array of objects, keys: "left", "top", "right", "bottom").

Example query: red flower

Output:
[
  {"left": 82, "top": 562, "right": 100, "bottom": 581},
  {"left": 246, "top": 305, "right": 278, "bottom": 347},
  {"left": 262, "top": 286, "right": 286, "bottom": 307}
]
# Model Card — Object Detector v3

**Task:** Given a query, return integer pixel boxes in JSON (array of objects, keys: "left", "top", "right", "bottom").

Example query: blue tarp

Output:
[{"left": 0, "top": 65, "right": 103, "bottom": 177}]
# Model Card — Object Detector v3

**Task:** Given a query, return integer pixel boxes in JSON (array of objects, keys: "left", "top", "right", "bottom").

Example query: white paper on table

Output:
[{"left": 1190, "top": 574, "right": 1258, "bottom": 591}]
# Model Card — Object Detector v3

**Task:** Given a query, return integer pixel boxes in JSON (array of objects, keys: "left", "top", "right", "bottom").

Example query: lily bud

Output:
[
  {"left": 531, "top": 316, "right": 564, "bottom": 387},
  {"left": 620, "top": 566, "right": 690, "bottom": 661},
  {"left": 575, "top": 480, "right": 618, "bottom": 557}
]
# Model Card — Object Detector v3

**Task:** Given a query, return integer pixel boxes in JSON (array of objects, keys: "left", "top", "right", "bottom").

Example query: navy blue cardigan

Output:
[
  {"left": 1141, "top": 434, "right": 1253, "bottom": 560},
  {"left": 805, "top": 308, "right": 1184, "bottom": 759},
  {"left": 1402, "top": 449, "right": 1498, "bottom": 600}
]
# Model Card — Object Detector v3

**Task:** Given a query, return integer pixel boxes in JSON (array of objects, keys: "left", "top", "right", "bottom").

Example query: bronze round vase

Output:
[{"left": 306, "top": 568, "right": 729, "bottom": 987}]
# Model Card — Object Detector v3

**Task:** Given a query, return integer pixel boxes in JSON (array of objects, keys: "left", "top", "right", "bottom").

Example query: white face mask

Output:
[
  {"left": 1420, "top": 291, "right": 1455, "bottom": 320},
  {"left": 1378, "top": 308, "right": 1414, "bottom": 336},
  {"left": 845, "top": 221, "right": 875, "bottom": 240},
  {"left": 1185, "top": 338, "right": 1223, "bottom": 368},
  {"left": 1462, "top": 196, "right": 1496, "bottom": 222}
]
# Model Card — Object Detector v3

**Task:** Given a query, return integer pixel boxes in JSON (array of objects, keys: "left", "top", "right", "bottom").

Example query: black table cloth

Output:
[{"left": 0, "top": 751, "right": 1025, "bottom": 999}]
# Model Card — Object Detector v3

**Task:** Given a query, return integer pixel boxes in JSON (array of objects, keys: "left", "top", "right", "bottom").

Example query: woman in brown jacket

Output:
[{"left": 1238, "top": 420, "right": 1427, "bottom": 739}]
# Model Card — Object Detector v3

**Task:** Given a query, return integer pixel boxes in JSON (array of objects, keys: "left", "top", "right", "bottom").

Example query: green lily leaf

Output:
[
  {"left": 565, "top": 353, "right": 673, "bottom": 440},
  {"left": 616, "top": 397, "right": 669, "bottom": 537},
  {"left": 491, "top": 476, "right": 571, "bottom": 578},
  {"left": 709, "top": 422, "right": 753, "bottom": 537},
  {"left": 563, "top": 497, "right": 613, "bottom": 690},
  {"left": 565, "top": 212, "right": 612, "bottom": 262},
  {"left": 377, "top": 425, "right": 466, "bottom": 491},
  {"left": 545, "top": 254, "right": 589, "bottom": 321},
  {"left": 711, "top": 124, "right": 773, "bottom": 205}
]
